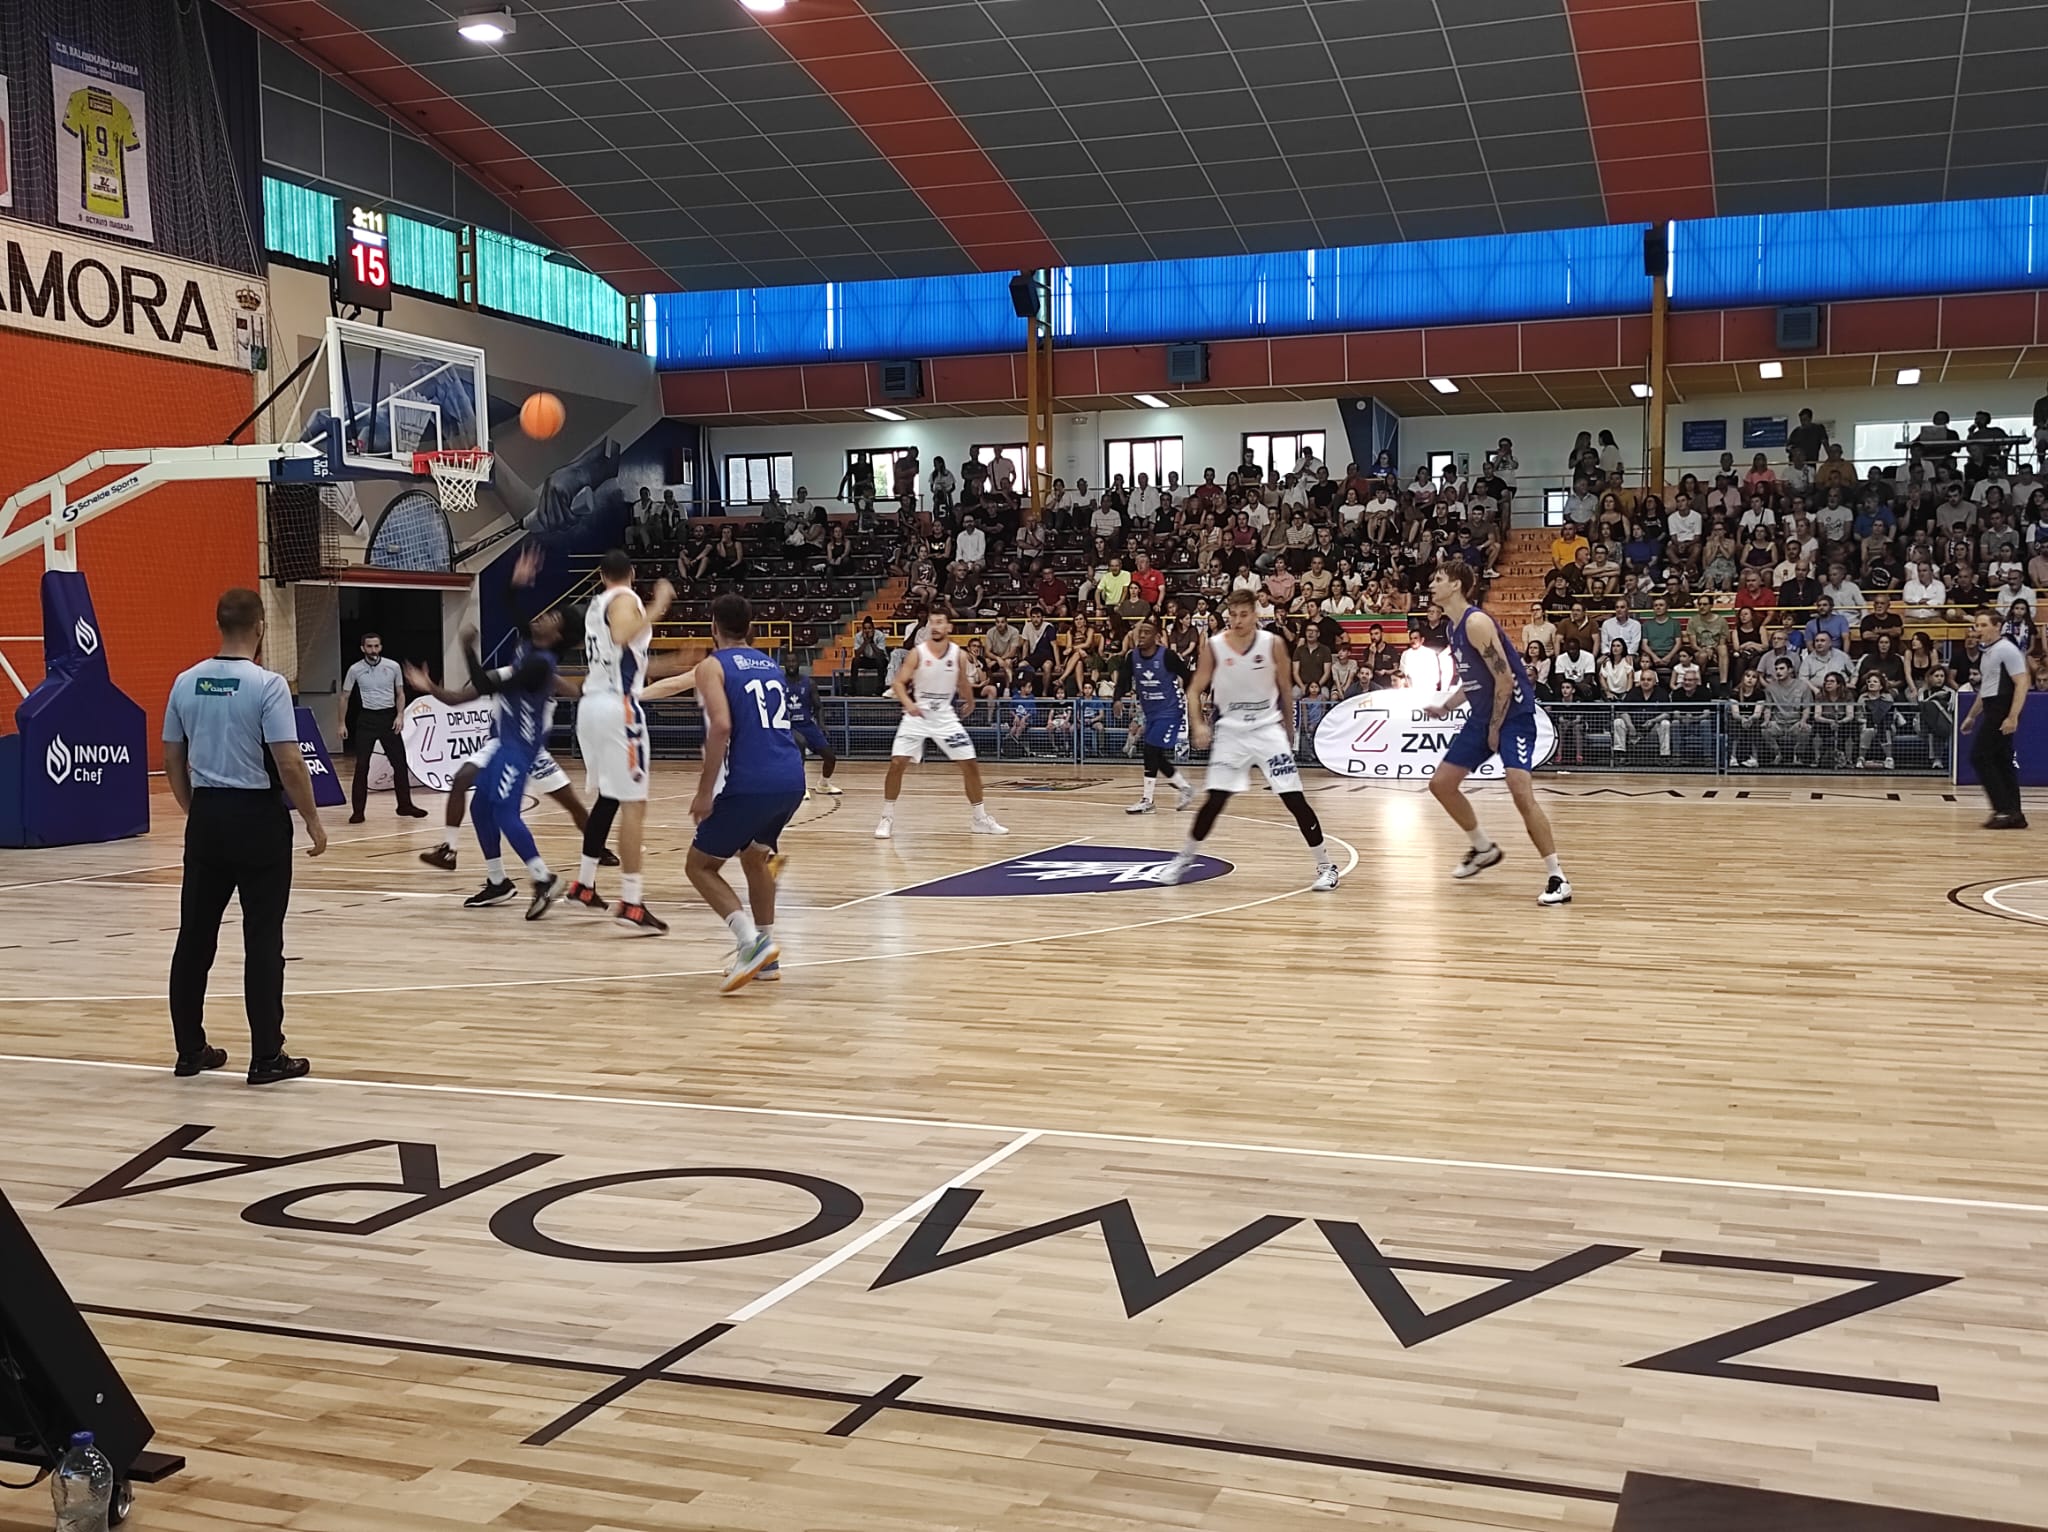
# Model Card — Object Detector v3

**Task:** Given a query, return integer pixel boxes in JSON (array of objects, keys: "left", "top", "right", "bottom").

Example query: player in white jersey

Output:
[
  {"left": 1161, "top": 589, "right": 1339, "bottom": 890},
  {"left": 565, "top": 551, "right": 673, "bottom": 933},
  {"left": 875, "top": 611, "right": 1008, "bottom": 838}
]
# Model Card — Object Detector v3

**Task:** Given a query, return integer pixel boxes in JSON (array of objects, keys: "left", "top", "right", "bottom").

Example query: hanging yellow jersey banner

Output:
[{"left": 50, "top": 40, "right": 152, "bottom": 245}]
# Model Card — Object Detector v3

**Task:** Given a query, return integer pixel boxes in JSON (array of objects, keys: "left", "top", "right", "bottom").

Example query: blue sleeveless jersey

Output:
[
  {"left": 1448, "top": 606, "right": 1537, "bottom": 721},
  {"left": 713, "top": 647, "right": 806, "bottom": 796},
  {"left": 1130, "top": 647, "right": 1185, "bottom": 746},
  {"left": 787, "top": 673, "right": 817, "bottom": 726},
  {"left": 497, "top": 644, "right": 557, "bottom": 760}
]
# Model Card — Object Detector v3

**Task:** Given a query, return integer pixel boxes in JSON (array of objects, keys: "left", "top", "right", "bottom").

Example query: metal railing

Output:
[{"left": 547, "top": 697, "right": 1953, "bottom": 777}]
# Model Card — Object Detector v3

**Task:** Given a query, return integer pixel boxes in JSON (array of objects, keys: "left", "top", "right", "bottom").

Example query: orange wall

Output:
[{"left": 0, "top": 330, "right": 258, "bottom": 767}]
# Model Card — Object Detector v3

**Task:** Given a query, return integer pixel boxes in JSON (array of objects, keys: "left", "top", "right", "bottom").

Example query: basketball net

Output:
[{"left": 414, "top": 449, "right": 494, "bottom": 515}]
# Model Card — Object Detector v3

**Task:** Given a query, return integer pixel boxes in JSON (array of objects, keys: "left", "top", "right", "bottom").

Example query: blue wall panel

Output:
[
  {"left": 650, "top": 196, "right": 2048, "bottom": 371},
  {"left": 1671, "top": 196, "right": 2048, "bottom": 308}
]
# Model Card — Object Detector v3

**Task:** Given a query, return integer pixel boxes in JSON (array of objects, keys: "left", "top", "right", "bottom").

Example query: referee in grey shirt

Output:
[
  {"left": 162, "top": 589, "right": 326, "bottom": 1084},
  {"left": 342, "top": 632, "right": 425, "bottom": 823},
  {"left": 1962, "top": 606, "right": 2031, "bottom": 830}
]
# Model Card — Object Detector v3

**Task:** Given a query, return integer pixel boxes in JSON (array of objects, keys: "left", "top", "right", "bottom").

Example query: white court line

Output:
[
  {"left": 1982, "top": 881, "right": 2048, "bottom": 925},
  {"left": 0, "top": 835, "right": 1357, "bottom": 1002},
  {"left": 725, "top": 1131, "right": 1041, "bottom": 1323},
  {"left": 4, "top": 1050, "right": 2045, "bottom": 1216}
]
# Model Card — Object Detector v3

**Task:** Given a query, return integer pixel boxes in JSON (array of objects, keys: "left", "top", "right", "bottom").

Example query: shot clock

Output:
[{"left": 333, "top": 202, "right": 393, "bottom": 312}]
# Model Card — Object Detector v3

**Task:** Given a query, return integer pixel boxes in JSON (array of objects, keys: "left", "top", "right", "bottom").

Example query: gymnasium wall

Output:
[
  {"left": 0, "top": 330, "right": 260, "bottom": 769},
  {"left": 702, "top": 378, "right": 2048, "bottom": 509}
]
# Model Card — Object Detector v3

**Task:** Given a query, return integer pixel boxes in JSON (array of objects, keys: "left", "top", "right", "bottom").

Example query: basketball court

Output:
[{"left": 3, "top": 766, "right": 2045, "bottom": 1530}]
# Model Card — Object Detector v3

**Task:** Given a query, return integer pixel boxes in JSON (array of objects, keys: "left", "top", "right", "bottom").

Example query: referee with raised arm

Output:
[
  {"left": 1962, "top": 606, "right": 2031, "bottom": 830},
  {"left": 162, "top": 589, "right": 327, "bottom": 1084},
  {"left": 342, "top": 631, "right": 426, "bottom": 823}
]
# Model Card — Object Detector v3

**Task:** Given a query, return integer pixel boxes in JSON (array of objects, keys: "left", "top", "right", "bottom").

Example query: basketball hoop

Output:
[{"left": 413, "top": 449, "right": 493, "bottom": 514}]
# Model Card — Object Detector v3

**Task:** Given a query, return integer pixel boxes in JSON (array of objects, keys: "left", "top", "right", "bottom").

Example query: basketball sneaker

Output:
[
  {"left": 1311, "top": 864, "right": 1340, "bottom": 892},
  {"left": 721, "top": 933, "right": 778, "bottom": 994},
  {"left": 1157, "top": 851, "right": 1194, "bottom": 885},
  {"left": 874, "top": 816, "right": 893, "bottom": 839},
  {"left": 173, "top": 1046, "right": 228, "bottom": 1078},
  {"left": 419, "top": 844, "right": 458, "bottom": 871},
  {"left": 818, "top": 781, "right": 843, "bottom": 796},
  {"left": 1175, "top": 781, "right": 1197, "bottom": 810},
  {"left": 598, "top": 848, "right": 621, "bottom": 867},
  {"left": 464, "top": 879, "right": 518, "bottom": 908},
  {"left": 1452, "top": 844, "right": 1504, "bottom": 879},
  {"left": 525, "top": 874, "right": 563, "bottom": 921},
  {"left": 1538, "top": 874, "right": 1574, "bottom": 905},
  {"left": 1125, "top": 799, "right": 1155, "bottom": 814},
  {"left": 613, "top": 902, "right": 668, "bottom": 936},
  {"left": 757, "top": 960, "right": 781, "bottom": 982},
  {"left": 563, "top": 881, "right": 607, "bottom": 912},
  {"left": 970, "top": 809, "right": 1009, "bottom": 834}
]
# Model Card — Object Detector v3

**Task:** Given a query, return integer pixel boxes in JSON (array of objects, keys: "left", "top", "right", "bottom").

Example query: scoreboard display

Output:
[{"left": 334, "top": 203, "right": 393, "bottom": 312}]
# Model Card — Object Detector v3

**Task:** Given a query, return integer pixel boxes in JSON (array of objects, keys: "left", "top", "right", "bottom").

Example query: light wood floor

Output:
[{"left": 2, "top": 764, "right": 2046, "bottom": 1532}]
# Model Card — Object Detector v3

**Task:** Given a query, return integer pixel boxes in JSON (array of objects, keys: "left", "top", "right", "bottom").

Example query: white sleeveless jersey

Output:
[
  {"left": 911, "top": 641, "right": 961, "bottom": 714},
  {"left": 583, "top": 585, "right": 650, "bottom": 698},
  {"left": 1207, "top": 629, "right": 1283, "bottom": 728}
]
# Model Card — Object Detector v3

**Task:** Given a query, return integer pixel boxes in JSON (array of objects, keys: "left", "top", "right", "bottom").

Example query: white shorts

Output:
[
  {"left": 1207, "top": 718, "right": 1301, "bottom": 796},
  {"left": 577, "top": 694, "right": 650, "bottom": 803},
  {"left": 471, "top": 738, "right": 569, "bottom": 795},
  {"left": 891, "top": 707, "right": 977, "bottom": 762}
]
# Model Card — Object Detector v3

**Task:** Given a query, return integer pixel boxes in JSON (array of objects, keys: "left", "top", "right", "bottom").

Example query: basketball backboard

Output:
[{"left": 321, "top": 317, "right": 487, "bottom": 477}]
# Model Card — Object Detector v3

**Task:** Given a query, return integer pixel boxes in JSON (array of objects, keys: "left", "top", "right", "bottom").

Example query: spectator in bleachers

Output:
[
  {"left": 710, "top": 524, "right": 747, "bottom": 584},
  {"left": 1763, "top": 658, "right": 1814, "bottom": 764},
  {"left": 1798, "top": 630, "right": 1853, "bottom": 691},
  {"left": 1816, "top": 441, "right": 1858, "bottom": 492},
  {"left": 1599, "top": 597, "right": 1642, "bottom": 657},
  {"left": 1599, "top": 639, "right": 1635, "bottom": 702},
  {"left": 1731, "top": 606, "right": 1768, "bottom": 677}
]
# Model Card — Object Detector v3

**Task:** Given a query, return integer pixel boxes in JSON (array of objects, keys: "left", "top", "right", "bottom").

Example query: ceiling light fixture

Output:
[
  {"left": 740, "top": 0, "right": 787, "bottom": 13},
  {"left": 1758, "top": 361, "right": 1784, "bottom": 379},
  {"left": 1428, "top": 377, "right": 1458, "bottom": 394},
  {"left": 865, "top": 406, "right": 906, "bottom": 422},
  {"left": 457, "top": 8, "right": 515, "bottom": 42},
  {"left": 1630, "top": 381, "right": 1653, "bottom": 399},
  {"left": 1134, "top": 393, "right": 1168, "bottom": 409},
  {"left": 1896, "top": 367, "right": 1922, "bottom": 386}
]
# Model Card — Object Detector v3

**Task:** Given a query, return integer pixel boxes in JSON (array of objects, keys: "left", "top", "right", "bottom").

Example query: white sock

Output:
[
  {"left": 1467, "top": 825, "right": 1495, "bottom": 851},
  {"left": 620, "top": 873, "right": 643, "bottom": 904},
  {"left": 577, "top": 855, "right": 597, "bottom": 883},
  {"left": 1544, "top": 854, "right": 1563, "bottom": 877},
  {"left": 1139, "top": 779, "right": 1156, "bottom": 803},
  {"left": 485, "top": 856, "right": 506, "bottom": 883},
  {"left": 878, "top": 803, "right": 894, "bottom": 819},
  {"left": 1179, "top": 836, "right": 1200, "bottom": 858},
  {"left": 526, "top": 856, "right": 551, "bottom": 883},
  {"left": 725, "top": 909, "right": 760, "bottom": 946},
  {"left": 439, "top": 828, "right": 457, "bottom": 849},
  {"left": 969, "top": 800, "right": 986, "bottom": 817},
  {"left": 1314, "top": 843, "right": 1334, "bottom": 869}
]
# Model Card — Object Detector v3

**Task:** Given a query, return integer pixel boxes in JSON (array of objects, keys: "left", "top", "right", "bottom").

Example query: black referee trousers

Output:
[
  {"left": 1971, "top": 701, "right": 2023, "bottom": 818},
  {"left": 169, "top": 787, "right": 293, "bottom": 1061},
  {"left": 350, "top": 706, "right": 417, "bottom": 814}
]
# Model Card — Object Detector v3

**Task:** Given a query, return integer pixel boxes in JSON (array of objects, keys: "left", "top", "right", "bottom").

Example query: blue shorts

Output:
[
  {"left": 792, "top": 718, "right": 831, "bottom": 756},
  {"left": 1443, "top": 710, "right": 1541, "bottom": 773},
  {"left": 693, "top": 790, "right": 804, "bottom": 859}
]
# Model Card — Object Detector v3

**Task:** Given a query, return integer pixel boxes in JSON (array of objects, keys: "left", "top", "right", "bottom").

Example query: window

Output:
[
  {"left": 1106, "top": 436, "right": 1183, "bottom": 489},
  {"left": 846, "top": 447, "right": 916, "bottom": 499},
  {"left": 1241, "top": 430, "right": 1326, "bottom": 481},
  {"left": 1852, "top": 416, "right": 2028, "bottom": 474},
  {"left": 724, "top": 453, "right": 793, "bottom": 505},
  {"left": 971, "top": 442, "right": 1048, "bottom": 483}
]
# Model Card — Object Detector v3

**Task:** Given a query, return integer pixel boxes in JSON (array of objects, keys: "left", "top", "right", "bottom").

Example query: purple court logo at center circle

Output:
[{"left": 892, "top": 842, "right": 1233, "bottom": 897}]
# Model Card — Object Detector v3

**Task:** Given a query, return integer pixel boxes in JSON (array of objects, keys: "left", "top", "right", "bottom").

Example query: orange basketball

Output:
[{"left": 519, "top": 391, "right": 566, "bottom": 439}]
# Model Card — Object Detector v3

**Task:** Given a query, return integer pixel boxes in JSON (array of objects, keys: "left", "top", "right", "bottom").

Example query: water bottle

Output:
[{"left": 51, "top": 1430, "right": 113, "bottom": 1532}]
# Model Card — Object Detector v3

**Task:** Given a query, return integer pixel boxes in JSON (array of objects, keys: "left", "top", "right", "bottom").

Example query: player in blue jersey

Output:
[
  {"left": 1425, "top": 560, "right": 1572, "bottom": 904},
  {"left": 404, "top": 611, "right": 566, "bottom": 922},
  {"left": 685, "top": 593, "right": 809, "bottom": 993},
  {"left": 783, "top": 659, "right": 841, "bottom": 798},
  {"left": 1113, "top": 619, "right": 1197, "bottom": 814}
]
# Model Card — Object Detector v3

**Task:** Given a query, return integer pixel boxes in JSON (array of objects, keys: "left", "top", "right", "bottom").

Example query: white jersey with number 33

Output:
[
  {"left": 1207, "top": 629, "right": 1283, "bottom": 729},
  {"left": 583, "top": 585, "right": 649, "bottom": 698}
]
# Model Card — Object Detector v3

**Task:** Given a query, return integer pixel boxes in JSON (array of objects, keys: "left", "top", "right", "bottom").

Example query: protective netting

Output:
[{"left": 0, "top": 0, "right": 261, "bottom": 275}]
